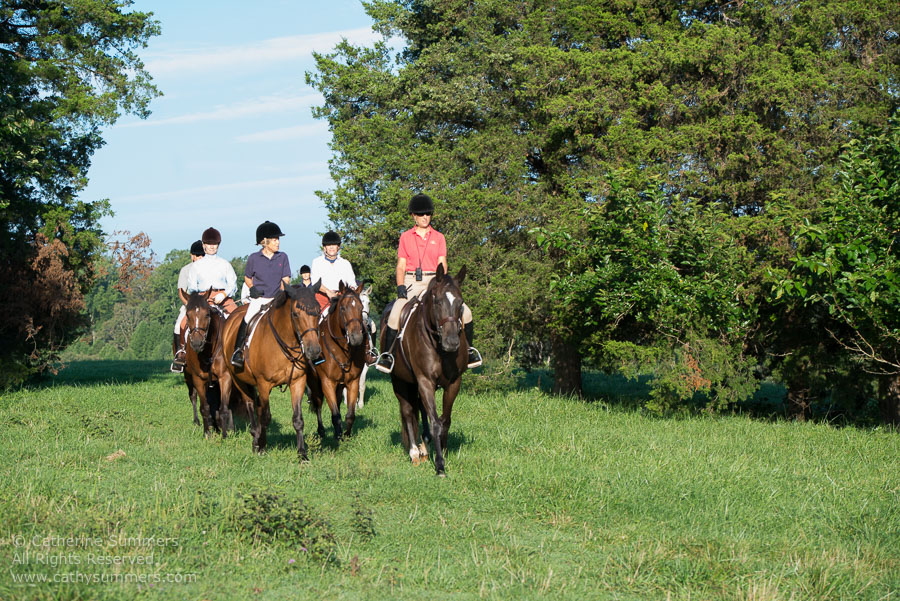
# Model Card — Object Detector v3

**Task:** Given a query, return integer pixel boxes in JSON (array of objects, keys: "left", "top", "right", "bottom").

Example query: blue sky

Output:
[{"left": 83, "top": 0, "right": 381, "bottom": 271}]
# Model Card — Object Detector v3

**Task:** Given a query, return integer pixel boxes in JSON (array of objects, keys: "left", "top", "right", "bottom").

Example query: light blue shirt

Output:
[{"left": 187, "top": 255, "right": 237, "bottom": 297}]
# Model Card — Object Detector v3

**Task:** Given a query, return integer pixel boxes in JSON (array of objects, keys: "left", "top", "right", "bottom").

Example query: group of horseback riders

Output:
[{"left": 170, "top": 192, "right": 482, "bottom": 376}]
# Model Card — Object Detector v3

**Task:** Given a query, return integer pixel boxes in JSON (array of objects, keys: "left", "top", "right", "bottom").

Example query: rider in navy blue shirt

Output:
[{"left": 231, "top": 221, "right": 291, "bottom": 368}]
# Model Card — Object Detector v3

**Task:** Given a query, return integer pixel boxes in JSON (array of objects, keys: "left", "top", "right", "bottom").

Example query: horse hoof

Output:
[
  {"left": 411, "top": 456, "right": 424, "bottom": 466},
  {"left": 436, "top": 471, "right": 446, "bottom": 478}
]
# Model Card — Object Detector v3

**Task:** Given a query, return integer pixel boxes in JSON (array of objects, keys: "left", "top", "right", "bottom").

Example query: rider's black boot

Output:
[
  {"left": 231, "top": 319, "right": 249, "bottom": 369},
  {"left": 375, "top": 326, "right": 397, "bottom": 374},
  {"left": 170, "top": 332, "right": 185, "bottom": 373},
  {"left": 464, "top": 321, "right": 482, "bottom": 369}
]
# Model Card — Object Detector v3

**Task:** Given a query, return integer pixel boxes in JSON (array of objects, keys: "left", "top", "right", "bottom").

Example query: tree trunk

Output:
[
  {"left": 879, "top": 374, "right": 900, "bottom": 426},
  {"left": 550, "top": 334, "right": 582, "bottom": 397}
]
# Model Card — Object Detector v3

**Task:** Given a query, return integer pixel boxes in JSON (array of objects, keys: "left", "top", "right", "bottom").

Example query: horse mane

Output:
[
  {"left": 271, "top": 289, "right": 287, "bottom": 309},
  {"left": 186, "top": 291, "right": 208, "bottom": 311},
  {"left": 290, "top": 285, "right": 321, "bottom": 316}
]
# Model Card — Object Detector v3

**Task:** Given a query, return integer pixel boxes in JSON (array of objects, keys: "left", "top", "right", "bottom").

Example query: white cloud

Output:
[
  {"left": 116, "top": 173, "right": 331, "bottom": 203},
  {"left": 236, "top": 122, "right": 329, "bottom": 143},
  {"left": 145, "top": 28, "right": 381, "bottom": 76},
  {"left": 121, "top": 93, "right": 322, "bottom": 127}
]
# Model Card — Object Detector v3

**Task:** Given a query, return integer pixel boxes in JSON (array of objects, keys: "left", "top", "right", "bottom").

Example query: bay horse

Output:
[
  {"left": 307, "top": 281, "right": 367, "bottom": 441},
  {"left": 380, "top": 264, "right": 469, "bottom": 476},
  {"left": 214, "top": 283, "right": 323, "bottom": 461},
  {"left": 183, "top": 289, "right": 229, "bottom": 436}
]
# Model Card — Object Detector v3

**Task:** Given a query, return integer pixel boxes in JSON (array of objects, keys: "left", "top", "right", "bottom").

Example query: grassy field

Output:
[{"left": 0, "top": 360, "right": 897, "bottom": 600}]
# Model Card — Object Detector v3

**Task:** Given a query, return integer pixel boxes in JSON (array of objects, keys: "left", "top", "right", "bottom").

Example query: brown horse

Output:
[
  {"left": 183, "top": 290, "right": 229, "bottom": 435},
  {"left": 380, "top": 264, "right": 469, "bottom": 476},
  {"left": 307, "top": 281, "right": 367, "bottom": 441},
  {"left": 214, "top": 283, "right": 323, "bottom": 461}
]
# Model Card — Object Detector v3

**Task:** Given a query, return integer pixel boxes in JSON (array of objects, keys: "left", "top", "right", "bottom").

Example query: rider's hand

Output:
[
  {"left": 213, "top": 292, "right": 225, "bottom": 304},
  {"left": 397, "top": 284, "right": 408, "bottom": 299},
  {"left": 249, "top": 286, "right": 262, "bottom": 299}
]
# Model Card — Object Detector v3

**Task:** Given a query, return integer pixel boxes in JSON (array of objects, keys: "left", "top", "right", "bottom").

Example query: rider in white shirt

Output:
[
  {"left": 186, "top": 227, "right": 238, "bottom": 314},
  {"left": 170, "top": 240, "right": 204, "bottom": 373},
  {"left": 310, "top": 231, "right": 357, "bottom": 314}
]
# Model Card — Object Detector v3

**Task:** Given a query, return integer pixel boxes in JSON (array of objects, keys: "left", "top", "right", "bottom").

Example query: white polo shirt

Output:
[
  {"left": 187, "top": 254, "right": 237, "bottom": 297},
  {"left": 310, "top": 254, "right": 356, "bottom": 291}
]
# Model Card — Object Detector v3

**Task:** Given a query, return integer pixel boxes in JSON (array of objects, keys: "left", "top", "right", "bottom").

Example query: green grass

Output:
[{"left": 0, "top": 360, "right": 897, "bottom": 600}]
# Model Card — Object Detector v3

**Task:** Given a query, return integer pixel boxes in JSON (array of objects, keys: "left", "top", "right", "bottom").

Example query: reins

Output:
[{"left": 266, "top": 302, "right": 317, "bottom": 384}]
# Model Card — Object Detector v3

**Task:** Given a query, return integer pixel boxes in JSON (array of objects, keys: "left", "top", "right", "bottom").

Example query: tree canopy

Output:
[
  {"left": 309, "top": 0, "right": 898, "bottom": 405},
  {"left": 0, "top": 0, "right": 159, "bottom": 384}
]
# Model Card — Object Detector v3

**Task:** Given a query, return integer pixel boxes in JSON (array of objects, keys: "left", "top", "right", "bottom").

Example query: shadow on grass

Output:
[
  {"left": 262, "top": 405, "right": 375, "bottom": 453},
  {"left": 37, "top": 359, "right": 183, "bottom": 388}
]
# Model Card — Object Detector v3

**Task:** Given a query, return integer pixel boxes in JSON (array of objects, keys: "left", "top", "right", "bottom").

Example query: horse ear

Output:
[
  {"left": 456, "top": 265, "right": 466, "bottom": 286},
  {"left": 362, "top": 284, "right": 372, "bottom": 297},
  {"left": 354, "top": 282, "right": 365, "bottom": 295},
  {"left": 312, "top": 278, "right": 322, "bottom": 293},
  {"left": 284, "top": 285, "right": 298, "bottom": 299},
  {"left": 435, "top": 263, "right": 445, "bottom": 281},
  {"left": 339, "top": 280, "right": 346, "bottom": 294},
  {"left": 204, "top": 287, "right": 214, "bottom": 299}
]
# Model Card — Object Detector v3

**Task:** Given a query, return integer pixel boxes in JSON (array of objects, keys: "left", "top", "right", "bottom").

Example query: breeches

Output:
[
  {"left": 244, "top": 296, "right": 274, "bottom": 323},
  {"left": 387, "top": 273, "right": 472, "bottom": 330},
  {"left": 174, "top": 305, "right": 187, "bottom": 334}
]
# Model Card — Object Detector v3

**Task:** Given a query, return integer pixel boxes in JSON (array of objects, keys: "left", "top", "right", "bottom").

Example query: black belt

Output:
[{"left": 407, "top": 271, "right": 436, "bottom": 276}]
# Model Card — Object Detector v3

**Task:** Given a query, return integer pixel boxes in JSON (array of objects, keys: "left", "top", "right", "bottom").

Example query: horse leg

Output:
[
  {"left": 206, "top": 381, "right": 221, "bottom": 435},
  {"left": 343, "top": 378, "right": 360, "bottom": 437},
  {"left": 215, "top": 372, "right": 235, "bottom": 436},
  {"left": 254, "top": 383, "right": 274, "bottom": 453},
  {"left": 308, "top": 376, "right": 327, "bottom": 438},
  {"left": 392, "top": 378, "right": 422, "bottom": 464},
  {"left": 418, "top": 378, "right": 445, "bottom": 476},
  {"left": 185, "top": 374, "right": 200, "bottom": 426},
  {"left": 357, "top": 364, "right": 368, "bottom": 409},
  {"left": 194, "top": 375, "right": 214, "bottom": 436},
  {"left": 289, "top": 376, "right": 308, "bottom": 462},
  {"left": 419, "top": 385, "right": 431, "bottom": 444},
  {"left": 322, "top": 377, "right": 343, "bottom": 441},
  {"left": 440, "top": 378, "right": 462, "bottom": 451}
]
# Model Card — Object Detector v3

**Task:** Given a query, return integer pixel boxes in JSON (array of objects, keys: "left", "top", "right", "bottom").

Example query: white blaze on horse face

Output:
[{"left": 445, "top": 291, "right": 457, "bottom": 306}]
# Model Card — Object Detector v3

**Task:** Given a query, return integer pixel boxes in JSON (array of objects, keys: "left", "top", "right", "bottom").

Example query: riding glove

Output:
[
  {"left": 249, "top": 286, "right": 262, "bottom": 299},
  {"left": 397, "top": 284, "right": 408, "bottom": 299}
]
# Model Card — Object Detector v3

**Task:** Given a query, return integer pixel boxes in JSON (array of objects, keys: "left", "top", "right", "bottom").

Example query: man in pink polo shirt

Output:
[{"left": 375, "top": 193, "right": 481, "bottom": 373}]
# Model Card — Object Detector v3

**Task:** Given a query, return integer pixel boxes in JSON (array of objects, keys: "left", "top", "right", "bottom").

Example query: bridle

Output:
[
  {"left": 319, "top": 289, "right": 366, "bottom": 373},
  {"left": 186, "top": 301, "right": 225, "bottom": 354},
  {"left": 421, "top": 283, "right": 463, "bottom": 346},
  {"left": 268, "top": 299, "right": 319, "bottom": 368}
]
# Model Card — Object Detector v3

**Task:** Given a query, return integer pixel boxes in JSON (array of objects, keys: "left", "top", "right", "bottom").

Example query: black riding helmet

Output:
[
  {"left": 322, "top": 231, "right": 341, "bottom": 246},
  {"left": 256, "top": 220, "right": 285, "bottom": 244},
  {"left": 408, "top": 193, "right": 434, "bottom": 215},
  {"left": 189, "top": 240, "right": 205, "bottom": 257}
]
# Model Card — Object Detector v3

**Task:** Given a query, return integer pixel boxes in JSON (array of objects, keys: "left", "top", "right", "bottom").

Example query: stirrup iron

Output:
[{"left": 375, "top": 352, "right": 394, "bottom": 374}]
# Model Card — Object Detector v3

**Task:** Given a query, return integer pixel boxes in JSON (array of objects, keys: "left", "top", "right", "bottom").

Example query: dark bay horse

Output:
[
  {"left": 307, "top": 281, "right": 367, "bottom": 441},
  {"left": 183, "top": 289, "right": 228, "bottom": 435},
  {"left": 380, "top": 264, "right": 469, "bottom": 476},
  {"left": 214, "top": 283, "right": 323, "bottom": 461}
]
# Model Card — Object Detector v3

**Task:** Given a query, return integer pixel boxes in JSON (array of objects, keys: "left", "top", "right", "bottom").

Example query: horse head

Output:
[
  {"left": 427, "top": 264, "right": 466, "bottom": 353},
  {"left": 336, "top": 281, "right": 366, "bottom": 347},
  {"left": 285, "top": 281, "right": 323, "bottom": 364},
  {"left": 186, "top": 289, "right": 214, "bottom": 352}
]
